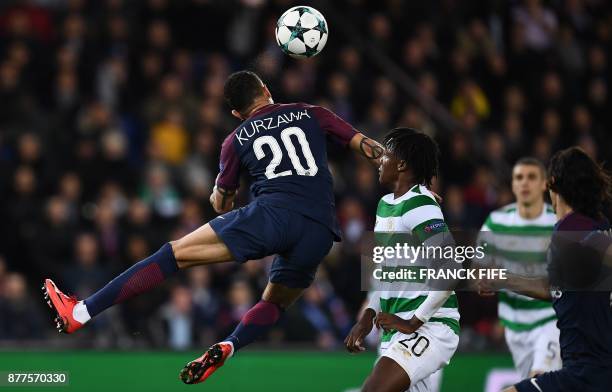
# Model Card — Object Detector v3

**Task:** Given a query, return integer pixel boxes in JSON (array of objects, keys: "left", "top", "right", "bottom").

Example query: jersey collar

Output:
[{"left": 248, "top": 103, "right": 278, "bottom": 119}]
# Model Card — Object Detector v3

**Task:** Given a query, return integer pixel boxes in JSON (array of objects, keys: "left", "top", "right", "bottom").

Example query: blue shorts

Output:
[
  {"left": 209, "top": 200, "right": 335, "bottom": 288},
  {"left": 515, "top": 363, "right": 612, "bottom": 392}
]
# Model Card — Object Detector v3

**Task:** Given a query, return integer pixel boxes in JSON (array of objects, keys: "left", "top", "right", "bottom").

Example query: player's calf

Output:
[{"left": 225, "top": 299, "right": 283, "bottom": 352}]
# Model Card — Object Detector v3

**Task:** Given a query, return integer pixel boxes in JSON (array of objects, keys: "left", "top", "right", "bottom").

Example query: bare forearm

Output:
[
  {"left": 349, "top": 133, "right": 384, "bottom": 167},
  {"left": 375, "top": 312, "right": 424, "bottom": 335},
  {"left": 395, "top": 316, "right": 424, "bottom": 334},
  {"left": 503, "top": 274, "right": 552, "bottom": 301},
  {"left": 360, "top": 307, "right": 376, "bottom": 323}
]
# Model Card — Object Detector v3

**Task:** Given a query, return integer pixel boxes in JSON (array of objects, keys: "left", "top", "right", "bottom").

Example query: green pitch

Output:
[{"left": 0, "top": 351, "right": 513, "bottom": 391}]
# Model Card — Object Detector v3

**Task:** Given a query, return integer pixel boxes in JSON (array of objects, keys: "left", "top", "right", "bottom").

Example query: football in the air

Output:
[{"left": 275, "top": 6, "right": 328, "bottom": 58}]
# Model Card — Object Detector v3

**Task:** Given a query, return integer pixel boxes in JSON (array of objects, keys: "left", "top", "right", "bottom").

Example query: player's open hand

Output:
[{"left": 345, "top": 311, "right": 374, "bottom": 353}]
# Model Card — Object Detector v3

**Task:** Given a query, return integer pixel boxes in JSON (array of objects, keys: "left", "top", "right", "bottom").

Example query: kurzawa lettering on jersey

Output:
[{"left": 215, "top": 103, "right": 357, "bottom": 240}]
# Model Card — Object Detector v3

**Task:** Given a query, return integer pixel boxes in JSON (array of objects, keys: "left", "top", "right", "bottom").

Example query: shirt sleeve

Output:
[
  {"left": 413, "top": 291, "right": 453, "bottom": 323},
  {"left": 399, "top": 195, "right": 446, "bottom": 243},
  {"left": 215, "top": 133, "right": 240, "bottom": 190},
  {"left": 310, "top": 105, "right": 358, "bottom": 146},
  {"left": 365, "top": 291, "right": 381, "bottom": 313}
]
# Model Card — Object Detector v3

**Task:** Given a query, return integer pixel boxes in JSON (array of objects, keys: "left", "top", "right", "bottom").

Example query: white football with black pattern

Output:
[{"left": 275, "top": 6, "right": 328, "bottom": 58}]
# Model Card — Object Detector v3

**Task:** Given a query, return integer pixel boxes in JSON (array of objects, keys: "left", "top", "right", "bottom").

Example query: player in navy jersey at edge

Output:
[
  {"left": 42, "top": 70, "right": 385, "bottom": 384},
  {"left": 491, "top": 147, "right": 612, "bottom": 392}
]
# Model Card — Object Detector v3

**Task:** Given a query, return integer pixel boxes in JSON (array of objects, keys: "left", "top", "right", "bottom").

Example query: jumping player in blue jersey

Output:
[
  {"left": 485, "top": 147, "right": 612, "bottom": 392},
  {"left": 42, "top": 71, "right": 384, "bottom": 384}
]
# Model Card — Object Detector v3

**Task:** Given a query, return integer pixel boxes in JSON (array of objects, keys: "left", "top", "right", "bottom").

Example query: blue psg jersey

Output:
[
  {"left": 548, "top": 212, "right": 612, "bottom": 365},
  {"left": 215, "top": 103, "right": 358, "bottom": 240}
]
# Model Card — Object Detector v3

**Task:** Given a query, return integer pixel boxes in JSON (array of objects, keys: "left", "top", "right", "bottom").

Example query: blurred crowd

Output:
[{"left": 0, "top": 0, "right": 610, "bottom": 350}]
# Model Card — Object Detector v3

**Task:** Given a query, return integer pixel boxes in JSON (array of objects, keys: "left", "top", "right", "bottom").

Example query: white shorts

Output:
[
  {"left": 505, "top": 321, "right": 562, "bottom": 378},
  {"left": 380, "top": 322, "right": 458, "bottom": 392}
]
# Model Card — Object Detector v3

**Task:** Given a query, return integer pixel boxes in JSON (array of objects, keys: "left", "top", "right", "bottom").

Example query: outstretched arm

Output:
[
  {"left": 482, "top": 231, "right": 612, "bottom": 300},
  {"left": 345, "top": 292, "right": 379, "bottom": 353},
  {"left": 506, "top": 275, "right": 552, "bottom": 301},
  {"left": 309, "top": 105, "right": 384, "bottom": 167},
  {"left": 479, "top": 273, "right": 552, "bottom": 301},
  {"left": 349, "top": 133, "right": 385, "bottom": 167}
]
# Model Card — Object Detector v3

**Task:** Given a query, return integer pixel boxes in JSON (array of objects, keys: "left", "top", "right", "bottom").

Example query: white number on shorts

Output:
[
  {"left": 399, "top": 332, "right": 430, "bottom": 357},
  {"left": 253, "top": 127, "right": 318, "bottom": 179},
  {"left": 546, "top": 341, "right": 557, "bottom": 360}
]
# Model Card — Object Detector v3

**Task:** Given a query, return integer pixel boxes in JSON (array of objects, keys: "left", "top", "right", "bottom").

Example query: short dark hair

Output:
[
  {"left": 514, "top": 156, "right": 546, "bottom": 177},
  {"left": 383, "top": 128, "right": 439, "bottom": 187},
  {"left": 223, "top": 71, "right": 265, "bottom": 114},
  {"left": 547, "top": 146, "right": 612, "bottom": 219}
]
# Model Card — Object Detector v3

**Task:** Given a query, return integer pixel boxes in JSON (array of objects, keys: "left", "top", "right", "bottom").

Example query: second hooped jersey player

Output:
[{"left": 216, "top": 103, "right": 357, "bottom": 240}]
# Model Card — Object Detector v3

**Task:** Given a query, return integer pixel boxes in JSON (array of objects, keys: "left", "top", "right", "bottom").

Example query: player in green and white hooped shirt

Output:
[
  {"left": 346, "top": 128, "right": 459, "bottom": 392},
  {"left": 478, "top": 158, "right": 561, "bottom": 378}
]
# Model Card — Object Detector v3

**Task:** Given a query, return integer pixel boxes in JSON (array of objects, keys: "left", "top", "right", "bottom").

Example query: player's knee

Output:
[
  {"left": 169, "top": 238, "right": 189, "bottom": 265},
  {"left": 361, "top": 382, "right": 401, "bottom": 392},
  {"left": 169, "top": 239, "right": 181, "bottom": 255},
  {"left": 361, "top": 376, "right": 373, "bottom": 392},
  {"left": 361, "top": 374, "right": 409, "bottom": 392},
  {"left": 262, "top": 283, "right": 304, "bottom": 309},
  {"left": 260, "top": 295, "right": 292, "bottom": 310}
]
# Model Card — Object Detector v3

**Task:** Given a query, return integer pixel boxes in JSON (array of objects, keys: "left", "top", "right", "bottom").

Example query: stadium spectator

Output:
[
  {"left": 152, "top": 284, "right": 207, "bottom": 350},
  {"left": 0, "top": 272, "right": 45, "bottom": 340},
  {"left": 62, "top": 232, "right": 111, "bottom": 297}
]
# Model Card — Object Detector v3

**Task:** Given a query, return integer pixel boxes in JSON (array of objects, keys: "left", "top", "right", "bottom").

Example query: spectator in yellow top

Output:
[
  {"left": 150, "top": 108, "right": 189, "bottom": 165},
  {"left": 451, "top": 80, "right": 490, "bottom": 120}
]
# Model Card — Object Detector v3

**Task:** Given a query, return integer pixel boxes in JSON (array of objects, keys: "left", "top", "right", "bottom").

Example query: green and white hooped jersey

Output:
[
  {"left": 374, "top": 185, "right": 460, "bottom": 349},
  {"left": 479, "top": 203, "right": 557, "bottom": 332}
]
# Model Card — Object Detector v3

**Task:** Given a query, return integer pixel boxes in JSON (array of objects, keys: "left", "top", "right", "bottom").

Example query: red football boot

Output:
[
  {"left": 179, "top": 342, "right": 233, "bottom": 384},
  {"left": 42, "top": 278, "right": 83, "bottom": 334}
]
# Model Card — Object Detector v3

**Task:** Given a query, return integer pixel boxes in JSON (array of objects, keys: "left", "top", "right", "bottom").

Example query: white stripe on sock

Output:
[
  {"left": 220, "top": 341, "right": 235, "bottom": 357},
  {"left": 72, "top": 301, "right": 91, "bottom": 324}
]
